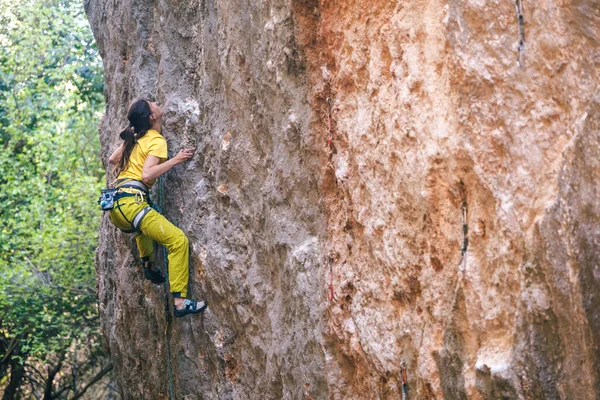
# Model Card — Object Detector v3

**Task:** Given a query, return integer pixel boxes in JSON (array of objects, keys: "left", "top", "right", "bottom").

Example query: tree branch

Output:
[
  {"left": 1, "top": 336, "right": 18, "bottom": 365},
  {"left": 52, "top": 383, "right": 72, "bottom": 399},
  {"left": 25, "top": 363, "right": 46, "bottom": 384},
  {"left": 29, "top": 378, "right": 42, "bottom": 400},
  {"left": 67, "top": 364, "right": 113, "bottom": 400}
]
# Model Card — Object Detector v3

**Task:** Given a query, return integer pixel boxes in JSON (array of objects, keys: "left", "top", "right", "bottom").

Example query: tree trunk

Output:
[
  {"left": 43, "top": 352, "right": 65, "bottom": 400},
  {"left": 2, "top": 359, "right": 25, "bottom": 400},
  {"left": 0, "top": 336, "right": 18, "bottom": 380}
]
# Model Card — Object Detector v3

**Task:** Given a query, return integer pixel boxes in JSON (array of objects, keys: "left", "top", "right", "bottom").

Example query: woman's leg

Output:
[
  {"left": 137, "top": 209, "right": 189, "bottom": 298},
  {"left": 110, "top": 198, "right": 204, "bottom": 315},
  {"left": 135, "top": 232, "right": 154, "bottom": 262},
  {"left": 136, "top": 231, "right": 167, "bottom": 283}
]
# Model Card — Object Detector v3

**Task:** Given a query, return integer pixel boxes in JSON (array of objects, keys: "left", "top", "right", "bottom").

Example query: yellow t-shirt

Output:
[{"left": 117, "top": 129, "right": 167, "bottom": 188}]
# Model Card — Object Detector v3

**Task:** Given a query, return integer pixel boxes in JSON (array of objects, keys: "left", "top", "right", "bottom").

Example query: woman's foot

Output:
[
  {"left": 143, "top": 262, "right": 165, "bottom": 284},
  {"left": 174, "top": 299, "right": 207, "bottom": 317}
]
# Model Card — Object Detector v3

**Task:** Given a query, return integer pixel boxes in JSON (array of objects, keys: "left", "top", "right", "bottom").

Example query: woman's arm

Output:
[
  {"left": 108, "top": 142, "right": 125, "bottom": 165},
  {"left": 141, "top": 148, "right": 195, "bottom": 184}
]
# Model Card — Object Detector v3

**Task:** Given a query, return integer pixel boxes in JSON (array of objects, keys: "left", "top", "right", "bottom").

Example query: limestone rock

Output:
[{"left": 86, "top": 0, "right": 599, "bottom": 398}]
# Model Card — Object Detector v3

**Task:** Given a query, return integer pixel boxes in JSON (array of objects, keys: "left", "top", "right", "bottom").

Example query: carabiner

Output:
[{"left": 400, "top": 361, "right": 408, "bottom": 400}]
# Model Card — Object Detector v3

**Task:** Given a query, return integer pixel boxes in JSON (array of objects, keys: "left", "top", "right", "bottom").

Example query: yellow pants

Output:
[{"left": 109, "top": 195, "right": 190, "bottom": 298}]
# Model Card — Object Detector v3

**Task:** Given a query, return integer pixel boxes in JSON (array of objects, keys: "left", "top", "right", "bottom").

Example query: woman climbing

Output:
[{"left": 107, "top": 99, "right": 207, "bottom": 317}]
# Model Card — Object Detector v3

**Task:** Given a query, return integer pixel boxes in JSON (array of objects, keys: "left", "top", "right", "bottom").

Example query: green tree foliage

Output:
[{"left": 0, "top": 0, "right": 114, "bottom": 398}]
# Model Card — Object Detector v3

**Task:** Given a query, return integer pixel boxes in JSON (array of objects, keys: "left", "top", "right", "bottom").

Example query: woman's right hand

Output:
[
  {"left": 174, "top": 148, "right": 195, "bottom": 164},
  {"left": 143, "top": 148, "right": 195, "bottom": 183}
]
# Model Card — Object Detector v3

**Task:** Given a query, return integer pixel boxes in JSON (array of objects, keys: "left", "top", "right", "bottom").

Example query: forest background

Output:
[{"left": 0, "top": 0, "right": 116, "bottom": 398}]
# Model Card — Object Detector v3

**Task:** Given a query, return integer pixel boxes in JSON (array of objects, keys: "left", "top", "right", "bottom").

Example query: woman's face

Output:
[{"left": 149, "top": 101, "right": 164, "bottom": 123}]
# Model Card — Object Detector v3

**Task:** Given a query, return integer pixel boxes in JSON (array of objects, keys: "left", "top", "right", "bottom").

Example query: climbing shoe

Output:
[
  {"left": 143, "top": 265, "right": 166, "bottom": 284},
  {"left": 174, "top": 299, "right": 207, "bottom": 317}
]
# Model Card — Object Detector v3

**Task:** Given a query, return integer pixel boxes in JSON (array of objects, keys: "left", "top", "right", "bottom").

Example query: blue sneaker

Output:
[{"left": 174, "top": 299, "right": 207, "bottom": 317}]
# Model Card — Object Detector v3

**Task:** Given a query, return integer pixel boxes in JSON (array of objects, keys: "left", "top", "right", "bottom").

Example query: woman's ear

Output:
[{"left": 149, "top": 113, "right": 156, "bottom": 122}]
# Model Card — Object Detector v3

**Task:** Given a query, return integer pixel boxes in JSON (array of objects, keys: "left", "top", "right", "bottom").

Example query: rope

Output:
[{"left": 153, "top": 175, "right": 175, "bottom": 400}]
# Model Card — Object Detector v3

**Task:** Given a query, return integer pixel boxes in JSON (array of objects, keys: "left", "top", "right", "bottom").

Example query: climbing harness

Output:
[
  {"left": 115, "top": 179, "right": 151, "bottom": 232},
  {"left": 400, "top": 361, "right": 408, "bottom": 400},
  {"left": 327, "top": 253, "right": 336, "bottom": 302},
  {"left": 117, "top": 205, "right": 152, "bottom": 233},
  {"left": 326, "top": 97, "right": 334, "bottom": 148},
  {"left": 116, "top": 178, "right": 150, "bottom": 193},
  {"left": 515, "top": 0, "right": 525, "bottom": 67},
  {"left": 457, "top": 201, "right": 468, "bottom": 272},
  {"left": 98, "top": 179, "right": 153, "bottom": 233}
]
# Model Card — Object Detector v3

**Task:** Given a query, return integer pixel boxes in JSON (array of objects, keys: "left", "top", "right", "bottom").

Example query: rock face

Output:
[{"left": 85, "top": 0, "right": 600, "bottom": 398}]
